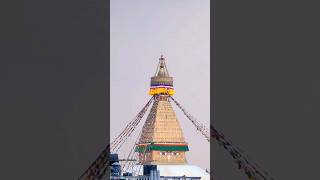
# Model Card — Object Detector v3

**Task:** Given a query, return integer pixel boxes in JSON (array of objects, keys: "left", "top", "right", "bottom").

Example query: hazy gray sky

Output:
[{"left": 110, "top": 0, "right": 210, "bottom": 170}]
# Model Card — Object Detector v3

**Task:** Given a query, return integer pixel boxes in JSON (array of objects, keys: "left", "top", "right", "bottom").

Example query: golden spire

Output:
[{"left": 136, "top": 55, "right": 188, "bottom": 165}]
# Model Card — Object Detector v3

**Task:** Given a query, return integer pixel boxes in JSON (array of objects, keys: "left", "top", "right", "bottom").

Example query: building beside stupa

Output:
[{"left": 134, "top": 55, "right": 210, "bottom": 180}]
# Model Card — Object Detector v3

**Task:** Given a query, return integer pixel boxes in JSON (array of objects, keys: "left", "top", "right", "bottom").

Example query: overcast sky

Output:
[{"left": 110, "top": 0, "right": 210, "bottom": 170}]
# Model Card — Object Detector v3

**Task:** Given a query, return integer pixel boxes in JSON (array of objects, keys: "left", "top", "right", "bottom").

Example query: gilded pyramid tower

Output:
[{"left": 136, "top": 55, "right": 189, "bottom": 165}]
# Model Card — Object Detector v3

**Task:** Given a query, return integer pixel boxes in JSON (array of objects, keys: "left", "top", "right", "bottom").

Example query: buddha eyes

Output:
[
  {"left": 160, "top": 152, "right": 166, "bottom": 155},
  {"left": 159, "top": 152, "right": 179, "bottom": 156}
]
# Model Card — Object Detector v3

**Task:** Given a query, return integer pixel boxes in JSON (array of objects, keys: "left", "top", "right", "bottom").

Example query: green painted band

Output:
[{"left": 135, "top": 145, "right": 189, "bottom": 152}]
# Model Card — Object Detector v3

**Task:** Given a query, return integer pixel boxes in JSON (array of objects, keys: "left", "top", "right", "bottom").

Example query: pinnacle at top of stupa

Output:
[
  {"left": 155, "top": 54, "right": 170, "bottom": 77},
  {"left": 149, "top": 55, "right": 175, "bottom": 96}
]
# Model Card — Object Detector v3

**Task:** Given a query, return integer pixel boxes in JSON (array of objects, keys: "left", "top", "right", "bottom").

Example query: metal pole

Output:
[{"left": 150, "top": 170, "right": 154, "bottom": 180}]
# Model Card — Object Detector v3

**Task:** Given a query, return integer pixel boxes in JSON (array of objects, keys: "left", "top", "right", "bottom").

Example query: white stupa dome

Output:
[
  {"left": 157, "top": 165, "right": 210, "bottom": 180},
  {"left": 128, "top": 164, "right": 210, "bottom": 180}
]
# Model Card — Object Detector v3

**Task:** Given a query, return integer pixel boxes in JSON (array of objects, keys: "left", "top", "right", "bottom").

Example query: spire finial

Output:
[{"left": 149, "top": 54, "right": 174, "bottom": 96}]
